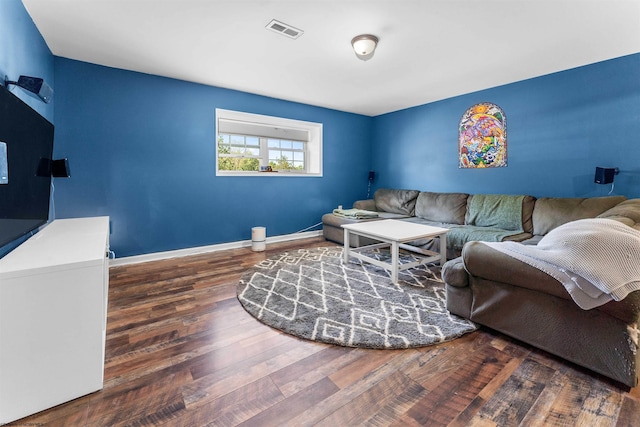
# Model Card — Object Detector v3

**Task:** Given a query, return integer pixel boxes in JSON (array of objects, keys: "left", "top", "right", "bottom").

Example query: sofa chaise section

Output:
[{"left": 443, "top": 198, "right": 640, "bottom": 387}]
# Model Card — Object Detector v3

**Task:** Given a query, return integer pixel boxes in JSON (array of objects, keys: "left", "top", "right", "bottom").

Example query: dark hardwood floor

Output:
[{"left": 15, "top": 237, "right": 640, "bottom": 426}]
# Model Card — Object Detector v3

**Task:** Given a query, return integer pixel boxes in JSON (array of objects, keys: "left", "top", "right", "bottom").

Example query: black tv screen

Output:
[{"left": 0, "top": 84, "right": 54, "bottom": 249}]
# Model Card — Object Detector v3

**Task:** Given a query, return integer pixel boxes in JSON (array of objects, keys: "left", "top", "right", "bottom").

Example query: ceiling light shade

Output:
[{"left": 351, "top": 34, "right": 378, "bottom": 61}]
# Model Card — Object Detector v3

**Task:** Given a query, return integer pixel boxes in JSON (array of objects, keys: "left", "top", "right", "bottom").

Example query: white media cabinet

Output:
[{"left": 0, "top": 216, "right": 110, "bottom": 424}]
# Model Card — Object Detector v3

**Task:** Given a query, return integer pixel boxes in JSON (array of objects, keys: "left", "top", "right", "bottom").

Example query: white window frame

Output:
[{"left": 215, "top": 109, "right": 323, "bottom": 177}]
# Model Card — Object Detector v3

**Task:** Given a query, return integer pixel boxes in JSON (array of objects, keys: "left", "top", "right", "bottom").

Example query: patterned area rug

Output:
[{"left": 237, "top": 246, "right": 478, "bottom": 349}]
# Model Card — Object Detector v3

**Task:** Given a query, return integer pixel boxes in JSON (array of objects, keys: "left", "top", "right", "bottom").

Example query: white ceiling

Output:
[{"left": 22, "top": 0, "right": 640, "bottom": 116}]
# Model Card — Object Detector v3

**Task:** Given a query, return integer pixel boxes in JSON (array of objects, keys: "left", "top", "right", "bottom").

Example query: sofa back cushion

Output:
[
  {"left": 465, "top": 194, "right": 534, "bottom": 232},
  {"left": 597, "top": 198, "right": 640, "bottom": 231},
  {"left": 374, "top": 188, "right": 420, "bottom": 215},
  {"left": 533, "top": 196, "right": 627, "bottom": 235},
  {"left": 415, "top": 192, "right": 468, "bottom": 224}
]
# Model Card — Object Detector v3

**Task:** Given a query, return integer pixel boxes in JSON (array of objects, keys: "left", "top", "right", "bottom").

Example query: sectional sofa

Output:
[
  {"left": 323, "top": 188, "right": 627, "bottom": 256},
  {"left": 322, "top": 188, "right": 640, "bottom": 387}
]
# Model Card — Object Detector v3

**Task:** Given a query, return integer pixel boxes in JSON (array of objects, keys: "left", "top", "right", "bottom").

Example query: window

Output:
[
  {"left": 216, "top": 109, "right": 322, "bottom": 176},
  {"left": 267, "top": 139, "right": 305, "bottom": 171}
]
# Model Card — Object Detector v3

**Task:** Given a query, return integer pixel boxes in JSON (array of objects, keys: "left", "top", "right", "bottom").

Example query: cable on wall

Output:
[
  {"left": 296, "top": 222, "right": 322, "bottom": 233},
  {"left": 50, "top": 181, "right": 56, "bottom": 220}
]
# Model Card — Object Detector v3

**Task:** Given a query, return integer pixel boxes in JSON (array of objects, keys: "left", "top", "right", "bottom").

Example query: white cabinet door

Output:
[{"left": 0, "top": 217, "right": 109, "bottom": 424}]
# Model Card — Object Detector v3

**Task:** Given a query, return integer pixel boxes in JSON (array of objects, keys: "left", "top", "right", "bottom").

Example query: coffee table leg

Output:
[
  {"left": 343, "top": 228, "right": 350, "bottom": 264},
  {"left": 439, "top": 233, "right": 447, "bottom": 265},
  {"left": 391, "top": 240, "right": 399, "bottom": 284}
]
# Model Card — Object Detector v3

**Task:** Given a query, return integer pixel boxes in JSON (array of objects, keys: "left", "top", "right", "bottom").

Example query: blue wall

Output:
[
  {"left": 4, "top": 0, "right": 639, "bottom": 259},
  {"left": 0, "top": 0, "right": 54, "bottom": 257},
  {"left": 372, "top": 53, "right": 640, "bottom": 199},
  {"left": 53, "top": 58, "right": 373, "bottom": 257},
  {"left": 0, "top": 0, "right": 53, "bottom": 123}
]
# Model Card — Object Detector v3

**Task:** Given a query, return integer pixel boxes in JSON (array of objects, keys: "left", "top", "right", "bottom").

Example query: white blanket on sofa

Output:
[{"left": 481, "top": 218, "right": 640, "bottom": 309}]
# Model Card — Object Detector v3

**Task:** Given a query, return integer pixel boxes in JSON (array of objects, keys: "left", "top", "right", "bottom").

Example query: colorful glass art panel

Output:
[{"left": 459, "top": 103, "right": 506, "bottom": 168}]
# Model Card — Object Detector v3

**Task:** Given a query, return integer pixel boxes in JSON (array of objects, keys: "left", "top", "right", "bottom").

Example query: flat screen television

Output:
[{"left": 0, "top": 84, "right": 54, "bottom": 249}]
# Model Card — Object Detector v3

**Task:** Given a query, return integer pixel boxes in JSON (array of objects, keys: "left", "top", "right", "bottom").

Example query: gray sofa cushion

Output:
[
  {"left": 415, "top": 191, "right": 468, "bottom": 224},
  {"left": 533, "top": 196, "right": 627, "bottom": 235},
  {"left": 374, "top": 188, "right": 420, "bottom": 215}
]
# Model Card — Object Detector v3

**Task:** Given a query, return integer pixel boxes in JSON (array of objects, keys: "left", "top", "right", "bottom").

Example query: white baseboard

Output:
[{"left": 109, "top": 230, "right": 323, "bottom": 267}]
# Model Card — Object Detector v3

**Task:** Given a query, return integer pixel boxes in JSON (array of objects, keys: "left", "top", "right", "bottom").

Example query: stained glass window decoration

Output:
[{"left": 459, "top": 103, "right": 507, "bottom": 168}]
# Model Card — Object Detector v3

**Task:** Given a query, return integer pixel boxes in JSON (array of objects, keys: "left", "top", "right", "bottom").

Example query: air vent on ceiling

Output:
[{"left": 266, "top": 19, "right": 303, "bottom": 39}]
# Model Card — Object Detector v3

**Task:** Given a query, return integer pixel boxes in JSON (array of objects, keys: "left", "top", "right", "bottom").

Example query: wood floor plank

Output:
[
  {"left": 182, "top": 335, "right": 327, "bottom": 409},
  {"left": 12, "top": 237, "right": 639, "bottom": 427},
  {"left": 507, "top": 366, "right": 567, "bottom": 427},
  {"left": 238, "top": 377, "right": 339, "bottom": 427},
  {"left": 284, "top": 350, "right": 425, "bottom": 426},
  {"left": 313, "top": 370, "right": 424, "bottom": 427},
  {"left": 88, "top": 369, "right": 193, "bottom": 427},
  {"left": 181, "top": 376, "right": 285, "bottom": 427},
  {"left": 573, "top": 374, "right": 622, "bottom": 426},
  {"left": 403, "top": 345, "right": 513, "bottom": 426},
  {"left": 404, "top": 331, "right": 493, "bottom": 390},
  {"left": 470, "top": 358, "right": 557, "bottom": 425},
  {"left": 544, "top": 376, "right": 597, "bottom": 426},
  {"left": 358, "top": 375, "right": 428, "bottom": 426},
  {"left": 269, "top": 345, "right": 364, "bottom": 397},
  {"left": 445, "top": 395, "right": 489, "bottom": 427},
  {"left": 187, "top": 328, "right": 299, "bottom": 381},
  {"left": 328, "top": 347, "right": 402, "bottom": 389},
  {"left": 616, "top": 396, "right": 640, "bottom": 427}
]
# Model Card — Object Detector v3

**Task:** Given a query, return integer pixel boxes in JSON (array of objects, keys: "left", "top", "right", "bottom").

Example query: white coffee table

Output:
[{"left": 342, "top": 219, "right": 449, "bottom": 284}]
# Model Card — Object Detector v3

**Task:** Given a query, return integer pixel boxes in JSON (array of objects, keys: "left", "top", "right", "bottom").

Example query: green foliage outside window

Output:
[
  {"left": 217, "top": 134, "right": 304, "bottom": 172},
  {"left": 269, "top": 156, "right": 303, "bottom": 171},
  {"left": 217, "top": 136, "right": 259, "bottom": 171}
]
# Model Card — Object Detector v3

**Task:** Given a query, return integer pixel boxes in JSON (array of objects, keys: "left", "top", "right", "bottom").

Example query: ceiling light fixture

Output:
[{"left": 351, "top": 34, "right": 378, "bottom": 61}]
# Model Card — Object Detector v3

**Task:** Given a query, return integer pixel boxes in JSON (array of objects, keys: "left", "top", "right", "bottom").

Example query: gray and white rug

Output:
[{"left": 237, "top": 246, "right": 477, "bottom": 349}]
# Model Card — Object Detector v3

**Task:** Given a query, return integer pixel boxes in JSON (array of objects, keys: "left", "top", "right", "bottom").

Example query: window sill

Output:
[{"left": 216, "top": 171, "right": 322, "bottom": 177}]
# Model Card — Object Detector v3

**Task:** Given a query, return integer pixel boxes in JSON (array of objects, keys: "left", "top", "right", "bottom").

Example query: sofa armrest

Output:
[
  {"left": 462, "top": 241, "right": 570, "bottom": 300},
  {"left": 442, "top": 257, "right": 468, "bottom": 288},
  {"left": 443, "top": 257, "right": 473, "bottom": 318},
  {"left": 598, "top": 198, "right": 640, "bottom": 231}
]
